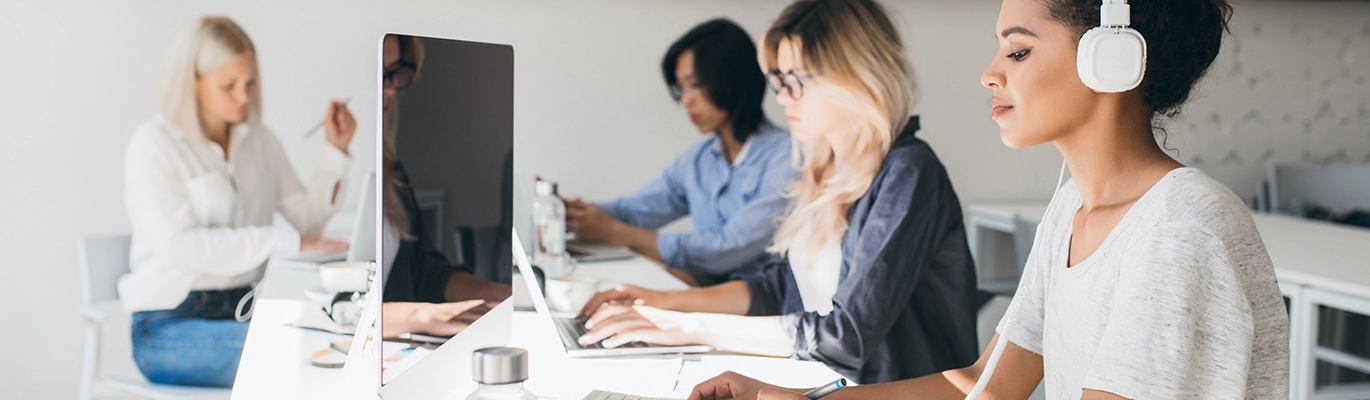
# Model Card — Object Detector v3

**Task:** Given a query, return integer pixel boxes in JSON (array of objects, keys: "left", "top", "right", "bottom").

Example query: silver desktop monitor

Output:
[{"left": 366, "top": 32, "right": 516, "bottom": 399}]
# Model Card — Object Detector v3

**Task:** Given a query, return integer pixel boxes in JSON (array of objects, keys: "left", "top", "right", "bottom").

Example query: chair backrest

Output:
[
  {"left": 1269, "top": 163, "right": 1370, "bottom": 214},
  {"left": 1012, "top": 217, "right": 1039, "bottom": 274},
  {"left": 454, "top": 225, "right": 503, "bottom": 282},
  {"left": 78, "top": 234, "right": 132, "bottom": 305}
]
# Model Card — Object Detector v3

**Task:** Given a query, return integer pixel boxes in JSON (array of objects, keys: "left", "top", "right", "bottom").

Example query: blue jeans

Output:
[{"left": 131, "top": 287, "right": 252, "bottom": 387}]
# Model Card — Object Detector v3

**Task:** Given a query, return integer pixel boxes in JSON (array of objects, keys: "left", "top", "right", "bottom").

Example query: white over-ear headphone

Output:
[{"left": 1077, "top": 0, "right": 1146, "bottom": 93}]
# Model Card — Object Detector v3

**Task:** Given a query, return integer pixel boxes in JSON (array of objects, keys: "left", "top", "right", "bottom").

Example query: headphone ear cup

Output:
[{"left": 1077, "top": 27, "right": 1147, "bottom": 93}]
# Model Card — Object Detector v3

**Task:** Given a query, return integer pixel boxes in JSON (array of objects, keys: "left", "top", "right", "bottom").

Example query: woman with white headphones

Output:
[{"left": 690, "top": 0, "right": 1289, "bottom": 398}]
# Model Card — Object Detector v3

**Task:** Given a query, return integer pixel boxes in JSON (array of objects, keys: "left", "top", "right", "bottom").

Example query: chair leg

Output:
[{"left": 79, "top": 322, "right": 100, "bottom": 400}]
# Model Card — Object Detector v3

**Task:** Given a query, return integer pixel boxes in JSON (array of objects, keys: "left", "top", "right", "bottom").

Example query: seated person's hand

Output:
[
  {"left": 565, "top": 198, "right": 618, "bottom": 243},
  {"left": 755, "top": 387, "right": 809, "bottom": 400},
  {"left": 383, "top": 299, "right": 493, "bottom": 338},
  {"left": 323, "top": 99, "right": 356, "bottom": 152},
  {"left": 689, "top": 371, "right": 805, "bottom": 400},
  {"left": 578, "top": 304, "right": 701, "bottom": 348},
  {"left": 300, "top": 234, "right": 348, "bottom": 253},
  {"left": 577, "top": 284, "right": 668, "bottom": 318}
]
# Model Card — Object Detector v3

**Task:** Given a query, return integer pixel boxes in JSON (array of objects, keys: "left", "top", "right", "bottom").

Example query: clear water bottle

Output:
[
  {"left": 531, "top": 180, "right": 569, "bottom": 277},
  {"left": 465, "top": 347, "right": 538, "bottom": 400}
]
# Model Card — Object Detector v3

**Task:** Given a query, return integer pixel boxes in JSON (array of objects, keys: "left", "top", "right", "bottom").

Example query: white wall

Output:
[
  {"left": 1169, "top": 1, "right": 1370, "bottom": 202},
  {"left": 0, "top": 0, "right": 1367, "bottom": 398}
]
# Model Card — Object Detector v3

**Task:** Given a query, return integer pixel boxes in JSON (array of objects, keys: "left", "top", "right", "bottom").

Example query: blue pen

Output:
[
  {"left": 803, "top": 378, "right": 846, "bottom": 399},
  {"left": 671, "top": 357, "right": 687, "bottom": 392}
]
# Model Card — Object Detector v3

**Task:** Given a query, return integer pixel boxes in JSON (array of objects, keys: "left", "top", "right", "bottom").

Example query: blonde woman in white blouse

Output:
[{"left": 118, "top": 16, "right": 355, "bottom": 387}]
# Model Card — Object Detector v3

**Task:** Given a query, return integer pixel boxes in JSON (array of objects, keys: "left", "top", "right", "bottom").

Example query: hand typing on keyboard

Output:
[
  {"left": 556, "top": 318, "right": 649, "bottom": 349},
  {"left": 578, "top": 304, "right": 705, "bottom": 349}
]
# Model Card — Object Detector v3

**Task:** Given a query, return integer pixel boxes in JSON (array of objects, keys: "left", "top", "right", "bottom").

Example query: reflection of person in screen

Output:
[
  {"left": 379, "top": 34, "right": 512, "bottom": 338},
  {"left": 120, "top": 16, "right": 354, "bottom": 387},
  {"left": 564, "top": 19, "right": 795, "bottom": 287}
]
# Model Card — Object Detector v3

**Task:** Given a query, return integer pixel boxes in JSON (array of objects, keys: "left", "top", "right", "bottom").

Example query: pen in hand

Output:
[
  {"left": 803, "top": 378, "right": 846, "bottom": 399},
  {"left": 304, "top": 97, "right": 352, "bottom": 140}
]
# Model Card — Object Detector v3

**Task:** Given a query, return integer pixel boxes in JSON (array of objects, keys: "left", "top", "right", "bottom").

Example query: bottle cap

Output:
[
  {"left": 534, "top": 181, "right": 558, "bottom": 197},
  {"left": 471, "top": 347, "right": 529, "bottom": 385}
]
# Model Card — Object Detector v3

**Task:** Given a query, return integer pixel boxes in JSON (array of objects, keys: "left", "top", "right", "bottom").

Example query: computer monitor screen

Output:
[{"left": 374, "top": 33, "right": 515, "bottom": 392}]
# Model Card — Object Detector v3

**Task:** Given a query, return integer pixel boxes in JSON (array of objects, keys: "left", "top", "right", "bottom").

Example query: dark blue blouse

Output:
[{"left": 736, "top": 116, "right": 980, "bottom": 384}]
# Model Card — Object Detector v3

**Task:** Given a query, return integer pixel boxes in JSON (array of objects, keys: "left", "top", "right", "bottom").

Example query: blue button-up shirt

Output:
[{"left": 597, "top": 122, "right": 795, "bottom": 281}]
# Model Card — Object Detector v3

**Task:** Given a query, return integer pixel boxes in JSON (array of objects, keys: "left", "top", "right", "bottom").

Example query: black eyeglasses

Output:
[
  {"left": 669, "top": 82, "right": 705, "bottom": 102},
  {"left": 766, "top": 70, "right": 816, "bottom": 100},
  {"left": 383, "top": 60, "right": 418, "bottom": 91}
]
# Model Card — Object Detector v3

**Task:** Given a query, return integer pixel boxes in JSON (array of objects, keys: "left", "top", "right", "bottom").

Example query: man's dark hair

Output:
[{"left": 662, "top": 18, "right": 768, "bottom": 143}]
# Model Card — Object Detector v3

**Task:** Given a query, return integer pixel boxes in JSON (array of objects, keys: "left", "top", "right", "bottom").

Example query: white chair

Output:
[
  {"left": 1011, "top": 217, "right": 1039, "bottom": 275},
  {"left": 78, "top": 234, "right": 231, "bottom": 400}
]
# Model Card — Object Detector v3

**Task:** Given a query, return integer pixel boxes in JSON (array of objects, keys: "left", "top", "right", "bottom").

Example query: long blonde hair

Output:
[
  {"left": 762, "top": 0, "right": 917, "bottom": 257},
  {"left": 158, "top": 16, "right": 262, "bottom": 140}
]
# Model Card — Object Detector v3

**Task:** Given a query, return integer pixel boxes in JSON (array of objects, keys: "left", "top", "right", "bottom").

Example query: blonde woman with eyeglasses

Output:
[
  {"left": 120, "top": 16, "right": 355, "bottom": 387},
  {"left": 576, "top": 0, "right": 979, "bottom": 384}
]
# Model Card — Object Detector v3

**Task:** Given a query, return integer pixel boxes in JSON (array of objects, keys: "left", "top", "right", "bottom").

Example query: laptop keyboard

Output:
[
  {"left": 554, "top": 317, "right": 648, "bottom": 350},
  {"left": 582, "top": 390, "right": 681, "bottom": 400}
]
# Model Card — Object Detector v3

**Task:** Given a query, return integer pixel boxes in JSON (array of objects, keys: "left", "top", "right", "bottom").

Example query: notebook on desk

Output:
[{"left": 567, "top": 239, "right": 636, "bottom": 263}]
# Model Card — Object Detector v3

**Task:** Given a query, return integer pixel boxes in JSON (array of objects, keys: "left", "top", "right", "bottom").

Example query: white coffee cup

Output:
[
  {"left": 319, "top": 261, "right": 372, "bottom": 293},
  {"left": 545, "top": 274, "right": 601, "bottom": 313}
]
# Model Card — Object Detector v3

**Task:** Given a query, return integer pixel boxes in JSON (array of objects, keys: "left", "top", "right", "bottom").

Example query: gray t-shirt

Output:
[{"left": 997, "top": 168, "right": 1288, "bottom": 399}]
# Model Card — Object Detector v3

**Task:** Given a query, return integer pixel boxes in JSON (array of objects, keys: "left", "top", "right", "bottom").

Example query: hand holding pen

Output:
[
  {"left": 753, "top": 380, "right": 844, "bottom": 400},
  {"left": 305, "top": 97, "right": 355, "bottom": 154},
  {"left": 689, "top": 372, "right": 846, "bottom": 400},
  {"left": 801, "top": 379, "right": 845, "bottom": 399}
]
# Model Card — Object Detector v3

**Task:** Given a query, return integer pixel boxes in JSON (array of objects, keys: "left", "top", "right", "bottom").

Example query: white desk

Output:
[
  {"left": 233, "top": 256, "right": 842, "bottom": 399},
  {"left": 1256, "top": 214, "right": 1370, "bottom": 400},
  {"left": 230, "top": 213, "right": 359, "bottom": 399},
  {"left": 967, "top": 202, "right": 1370, "bottom": 400},
  {"left": 231, "top": 259, "right": 351, "bottom": 399},
  {"left": 504, "top": 259, "right": 840, "bottom": 400}
]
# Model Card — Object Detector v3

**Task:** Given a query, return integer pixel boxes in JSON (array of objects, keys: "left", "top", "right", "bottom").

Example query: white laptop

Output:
[
  {"left": 288, "top": 172, "right": 377, "bottom": 263},
  {"left": 512, "top": 232, "right": 711, "bottom": 357}
]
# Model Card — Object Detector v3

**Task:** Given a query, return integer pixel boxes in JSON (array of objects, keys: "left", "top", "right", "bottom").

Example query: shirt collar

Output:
[
  {"left": 715, "top": 136, "right": 754, "bottom": 165},
  {"left": 228, "top": 121, "right": 253, "bottom": 147},
  {"left": 899, "top": 115, "right": 921, "bottom": 137},
  {"left": 711, "top": 121, "right": 775, "bottom": 165}
]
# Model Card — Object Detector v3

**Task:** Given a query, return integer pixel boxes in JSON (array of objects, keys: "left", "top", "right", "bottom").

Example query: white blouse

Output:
[
  {"left": 118, "top": 115, "right": 350, "bottom": 312},
  {"left": 788, "top": 225, "right": 844, "bottom": 316}
]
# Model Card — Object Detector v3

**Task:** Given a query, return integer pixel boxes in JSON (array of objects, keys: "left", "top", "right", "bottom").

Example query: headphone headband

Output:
[{"left": 1100, "top": 0, "right": 1130, "bottom": 27}]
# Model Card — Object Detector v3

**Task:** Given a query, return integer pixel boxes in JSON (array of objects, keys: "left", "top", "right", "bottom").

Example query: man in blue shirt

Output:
[{"left": 566, "top": 19, "right": 795, "bottom": 286}]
